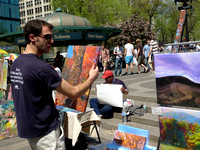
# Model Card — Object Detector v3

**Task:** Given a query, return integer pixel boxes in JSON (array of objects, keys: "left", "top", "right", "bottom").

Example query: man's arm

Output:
[
  {"left": 107, "top": 49, "right": 110, "bottom": 61},
  {"left": 132, "top": 46, "right": 135, "bottom": 56},
  {"left": 148, "top": 46, "right": 152, "bottom": 57},
  {"left": 56, "top": 65, "right": 99, "bottom": 99},
  {"left": 124, "top": 48, "right": 127, "bottom": 58},
  {"left": 143, "top": 46, "right": 145, "bottom": 55},
  {"left": 113, "top": 47, "right": 117, "bottom": 55}
]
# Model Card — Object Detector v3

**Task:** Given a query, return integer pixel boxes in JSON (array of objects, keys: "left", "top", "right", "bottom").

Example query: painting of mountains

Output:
[
  {"left": 154, "top": 52, "right": 200, "bottom": 107},
  {"left": 55, "top": 45, "right": 100, "bottom": 112},
  {"left": 159, "top": 107, "right": 200, "bottom": 150}
]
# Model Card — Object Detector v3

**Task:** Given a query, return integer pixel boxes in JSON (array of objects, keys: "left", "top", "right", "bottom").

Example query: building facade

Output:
[
  {"left": 19, "top": 0, "right": 53, "bottom": 27},
  {"left": 0, "top": 0, "right": 20, "bottom": 34}
]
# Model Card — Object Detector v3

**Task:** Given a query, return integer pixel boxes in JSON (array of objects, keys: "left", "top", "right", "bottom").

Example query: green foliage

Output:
[
  {"left": 51, "top": 0, "right": 200, "bottom": 45},
  {"left": 51, "top": 0, "right": 133, "bottom": 26}
]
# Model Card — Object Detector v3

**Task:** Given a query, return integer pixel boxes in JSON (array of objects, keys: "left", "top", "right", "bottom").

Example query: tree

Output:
[
  {"left": 130, "top": 0, "right": 164, "bottom": 30},
  {"left": 51, "top": 0, "right": 133, "bottom": 26},
  {"left": 107, "top": 13, "right": 154, "bottom": 47},
  {"left": 154, "top": 0, "right": 180, "bottom": 44}
]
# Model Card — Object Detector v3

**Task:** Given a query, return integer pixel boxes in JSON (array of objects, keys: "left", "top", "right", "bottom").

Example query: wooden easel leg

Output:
[
  {"left": 93, "top": 121, "right": 101, "bottom": 143},
  {"left": 157, "top": 136, "right": 160, "bottom": 150}
]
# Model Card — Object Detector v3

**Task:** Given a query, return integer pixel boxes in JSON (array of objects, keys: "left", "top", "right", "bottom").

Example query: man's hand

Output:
[
  {"left": 89, "top": 64, "right": 99, "bottom": 82},
  {"left": 121, "top": 87, "right": 128, "bottom": 95}
]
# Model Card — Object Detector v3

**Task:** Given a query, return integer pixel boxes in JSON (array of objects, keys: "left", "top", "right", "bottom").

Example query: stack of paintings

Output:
[{"left": 155, "top": 52, "right": 200, "bottom": 149}]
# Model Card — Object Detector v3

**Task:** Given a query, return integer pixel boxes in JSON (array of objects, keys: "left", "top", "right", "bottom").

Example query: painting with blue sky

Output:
[
  {"left": 55, "top": 46, "right": 100, "bottom": 112},
  {"left": 154, "top": 52, "right": 200, "bottom": 107}
]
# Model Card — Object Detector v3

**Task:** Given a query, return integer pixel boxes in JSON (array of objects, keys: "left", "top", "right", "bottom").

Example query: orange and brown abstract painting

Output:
[
  {"left": 55, "top": 46, "right": 100, "bottom": 112},
  {"left": 112, "top": 130, "right": 146, "bottom": 150}
]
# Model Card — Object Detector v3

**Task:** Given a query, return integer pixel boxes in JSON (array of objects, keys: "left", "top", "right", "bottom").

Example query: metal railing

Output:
[{"left": 164, "top": 41, "right": 200, "bottom": 53}]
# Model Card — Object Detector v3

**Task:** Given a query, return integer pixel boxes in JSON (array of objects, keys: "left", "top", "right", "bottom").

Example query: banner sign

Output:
[
  {"left": 85, "top": 32, "right": 106, "bottom": 40},
  {"left": 15, "top": 32, "right": 83, "bottom": 45},
  {"left": 53, "top": 32, "right": 82, "bottom": 41},
  {"left": 14, "top": 37, "right": 26, "bottom": 45},
  {"left": 174, "top": 10, "right": 186, "bottom": 50}
]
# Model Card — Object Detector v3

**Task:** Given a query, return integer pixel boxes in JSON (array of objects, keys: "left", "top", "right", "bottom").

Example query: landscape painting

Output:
[
  {"left": 55, "top": 46, "right": 100, "bottom": 112},
  {"left": 154, "top": 52, "right": 200, "bottom": 107},
  {"left": 159, "top": 107, "right": 200, "bottom": 150}
]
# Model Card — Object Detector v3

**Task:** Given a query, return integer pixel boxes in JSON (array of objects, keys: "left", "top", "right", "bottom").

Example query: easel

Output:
[{"left": 57, "top": 106, "right": 101, "bottom": 146}]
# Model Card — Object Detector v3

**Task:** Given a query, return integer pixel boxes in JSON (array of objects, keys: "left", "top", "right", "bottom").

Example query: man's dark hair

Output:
[
  {"left": 23, "top": 19, "right": 54, "bottom": 44},
  {"left": 127, "top": 39, "right": 131, "bottom": 43},
  {"left": 118, "top": 42, "right": 122, "bottom": 46}
]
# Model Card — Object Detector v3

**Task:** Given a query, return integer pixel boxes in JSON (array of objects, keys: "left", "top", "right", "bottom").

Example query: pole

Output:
[{"left": 185, "top": 11, "right": 189, "bottom": 41}]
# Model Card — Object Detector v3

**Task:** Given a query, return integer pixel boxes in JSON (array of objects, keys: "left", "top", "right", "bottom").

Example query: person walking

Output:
[
  {"left": 136, "top": 39, "right": 148, "bottom": 74},
  {"left": 149, "top": 38, "right": 159, "bottom": 73},
  {"left": 143, "top": 40, "right": 151, "bottom": 71},
  {"left": 100, "top": 45, "right": 109, "bottom": 75},
  {"left": 123, "top": 39, "right": 134, "bottom": 75},
  {"left": 113, "top": 42, "right": 124, "bottom": 76},
  {"left": 10, "top": 19, "right": 99, "bottom": 150}
]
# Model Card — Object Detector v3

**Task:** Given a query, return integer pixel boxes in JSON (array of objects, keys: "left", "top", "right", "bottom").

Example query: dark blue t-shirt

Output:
[
  {"left": 104, "top": 78, "right": 128, "bottom": 89},
  {"left": 10, "top": 54, "right": 61, "bottom": 138}
]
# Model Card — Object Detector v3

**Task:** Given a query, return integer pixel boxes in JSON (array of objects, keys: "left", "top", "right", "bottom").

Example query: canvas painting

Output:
[
  {"left": 154, "top": 52, "right": 200, "bottom": 107},
  {"left": 0, "top": 100, "right": 17, "bottom": 140},
  {"left": 159, "top": 106, "right": 200, "bottom": 150},
  {"left": 112, "top": 130, "right": 146, "bottom": 150},
  {"left": 55, "top": 46, "right": 100, "bottom": 112},
  {"left": 0, "top": 62, "right": 8, "bottom": 90}
]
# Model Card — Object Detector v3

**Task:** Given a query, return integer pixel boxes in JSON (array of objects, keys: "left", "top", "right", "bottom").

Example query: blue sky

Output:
[
  {"left": 66, "top": 46, "right": 73, "bottom": 59},
  {"left": 154, "top": 52, "right": 200, "bottom": 83}
]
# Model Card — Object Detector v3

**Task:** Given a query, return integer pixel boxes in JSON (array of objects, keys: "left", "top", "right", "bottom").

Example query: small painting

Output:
[
  {"left": 155, "top": 53, "right": 200, "bottom": 107},
  {"left": 159, "top": 107, "right": 200, "bottom": 150},
  {"left": 55, "top": 46, "right": 100, "bottom": 112},
  {"left": 112, "top": 130, "right": 146, "bottom": 150}
]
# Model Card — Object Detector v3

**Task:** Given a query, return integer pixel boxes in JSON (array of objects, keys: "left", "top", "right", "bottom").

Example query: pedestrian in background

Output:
[
  {"left": 123, "top": 39, "right": 134, "bottom": 75},
  {"left": 149, "top": 38, "right": 159, "bottom": 73},
  {"left": 143, "top": 40, "right": 151, "bottom": 72},
  {"left": 50, "top": 62, "right": 62, "bottom": 77},
  {"left": 7, "top": 60, "right": 12, "bottom": 84},
  {"left": 100, "top": 45, "right": 109, "bottom": 75},
  {"left": 10, "top": 19, "right": 99, "bottom": 150},
  {"left": 54, "top": 51, "right": 64, "bottom": 71},
  {"left": 113, "top": 42, "right": 124, "bottom": 76},
  {"left": 136, "top": 39, "right": 148, "bottom": 74}
]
